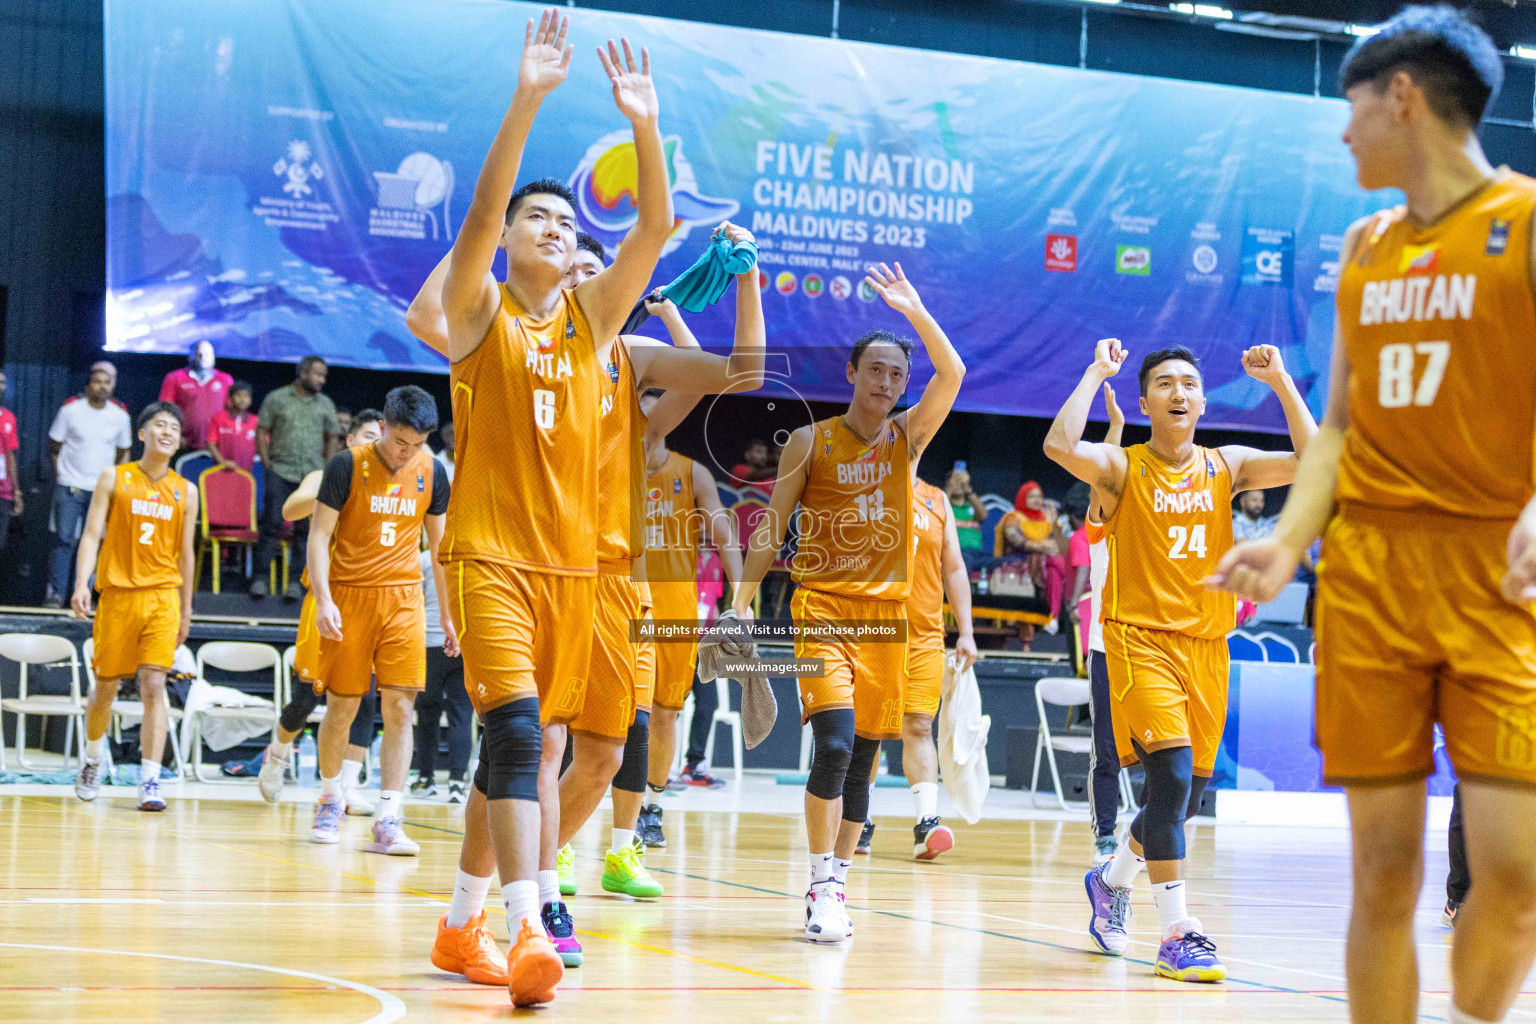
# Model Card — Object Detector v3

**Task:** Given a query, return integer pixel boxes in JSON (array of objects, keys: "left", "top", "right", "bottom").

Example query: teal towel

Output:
[{"left": 659, "top": 234, "right": 759, "bottom": 313}]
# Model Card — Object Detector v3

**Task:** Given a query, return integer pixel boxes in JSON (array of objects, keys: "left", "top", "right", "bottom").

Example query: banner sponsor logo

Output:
[
  {"left": 1116, "top": 246, "right": 1151, "bottom": 276},
  {"left": 1045, "top": 234, "right": 1077, "bottom": 272}
]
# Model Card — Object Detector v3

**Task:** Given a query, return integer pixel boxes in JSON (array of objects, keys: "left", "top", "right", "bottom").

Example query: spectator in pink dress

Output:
[
  {"left": 158, "top": 341, "right": 234, "bottom": 451},
  {"left": 205, "top": 380, "right": 258, "bottom": 472},
  {"left": 0, "top": 371, "right": 21, "bottom": 553}
]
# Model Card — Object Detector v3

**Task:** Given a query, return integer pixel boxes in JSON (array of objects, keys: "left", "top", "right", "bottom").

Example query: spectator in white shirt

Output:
[
  {"left": 1231, "top": 489, "right": 1277, "bottom": 543},
  {"left": 45, "top": 362, "right": 131, "bottom": 607},
  {"left": 437, "top": 421, "right": 455, "bottom": 482}
]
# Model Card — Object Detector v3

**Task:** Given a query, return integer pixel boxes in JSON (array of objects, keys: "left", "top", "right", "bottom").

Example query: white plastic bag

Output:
[{"left": 937, "top": 655, "right": 991, "bottom": 824}]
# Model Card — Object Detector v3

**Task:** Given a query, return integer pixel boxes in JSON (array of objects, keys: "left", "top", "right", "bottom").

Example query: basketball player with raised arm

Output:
[
  {"left": 422, "top": 11, "right": 682, "bottom": 1005},
  {"left": 1211, "top": 10, "right": 1536, "bottom": 1023},
  {"left": 306, "top": 386, "right": 452, "bottom": 855},
  {"left": 729, "top": 262, "right": 965, "bottom": 944},
  {"left": 1045, "top": 339, "right": 1315, "bottom": 982},
  {"left": 408, "top": 224, "right": 763, "bottom": 966},
  {"left": 71, "top": 402, "right": 197, "bottom": 812}
]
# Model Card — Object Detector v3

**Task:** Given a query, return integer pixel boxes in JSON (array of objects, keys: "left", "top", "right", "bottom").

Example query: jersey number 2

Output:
[
  {"left": 138, "top": 522, "right": 155, "bottom": 545},
  {"left": 1167, "top": 524, "right": 1206, "bottom": 560},
  {"left": 1378, "top": 341, "right": 1450, "bottom": 408}
]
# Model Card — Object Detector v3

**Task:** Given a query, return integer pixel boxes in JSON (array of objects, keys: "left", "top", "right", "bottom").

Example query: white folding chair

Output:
[
  {"left": 1226, "top": 630, "right": 1268, "bottom": 662},
  {"left": 1254, "top": 631, "right": 1300, "bottom": 664},
  {"left": 187, "top": 642, "right": 282, "bottom": 782},
  {"left": 83, "top": 638, "right": 186, "bottom": 777},
  {"left": 1030, "top": 676, "right": 1094, "bottom": 811},
  {"left": 0, "top": 633, "right": 86, "bottom": 771}
]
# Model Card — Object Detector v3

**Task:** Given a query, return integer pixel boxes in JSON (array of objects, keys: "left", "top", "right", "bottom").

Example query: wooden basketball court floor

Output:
[{"left": 0, "top": 777, "right": 1521, "bottom": 1024}]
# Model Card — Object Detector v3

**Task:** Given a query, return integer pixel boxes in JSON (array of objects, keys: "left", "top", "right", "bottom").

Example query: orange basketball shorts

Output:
[
  {"left": 649, "top": 579, "right": 699, "bottom": 712},
  {"left": 1316, "top": 508, "right": 1536, "bottom": 788},
  {"left": 1102, "top": 620, "right": 1229, "bottom": 777},
  {"left": 318, "top": 583, "right": 425, "bottom": 697},
  {"left": 446, "top": 559, "right": 596, "bottom": 724},
  {"left": 294, "top": 591, "right": 321, "bottom": 689},
  {"left": 570, "top": 572, "right": 646, "bottom": 741},
  {"left": 92, "top": 587, "right": 179, "bottom": 681},
  {"left": 793, "top": 587, "right": 908, "bottom": 741},
  {"left": 905, "top": 643, "right": 945, "bottom": 717}
]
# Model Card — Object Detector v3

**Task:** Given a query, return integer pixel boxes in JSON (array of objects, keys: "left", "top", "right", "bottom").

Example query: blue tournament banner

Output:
[{"left": 106, "top": 0, "right": 1395, "bottom": 431}]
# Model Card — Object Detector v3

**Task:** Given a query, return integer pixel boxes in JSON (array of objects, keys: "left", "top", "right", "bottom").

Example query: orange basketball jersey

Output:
[
  {"left": 96, "top": 463, "right": 191, "bottom": 591},
  {"left": 644, "top": 449, "right": 699, "bottom": 588},
  {"left": 597, "top": 339, "right": 646, "bottom": 569},
  {"left": 322, "top": 444, "right": 439, "bottom": 588},
  {"left": 906, "top": 478, "right": 949, "bottom": 647},
  {"left": 1101, "top": 444, "right": 1235, "bottom": 640},
  {"left": 1335, "top": 171, "right": 1536, "bottom": 520},
  {"left": 442, "top": 286, "right": 601, "bottom": 574},
  {"left": 792, "top": 416, "right": 911, "bottom": 601}
]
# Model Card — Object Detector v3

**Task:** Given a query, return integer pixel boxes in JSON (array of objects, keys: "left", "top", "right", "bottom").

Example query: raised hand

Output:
[
  {"left": 519, "top": 9, "right": 573, "bottom": 98},
  {"left": 643, "top": 289, "right": 678, "bottom": 318},
  {"left": 716, "top": 221, "right": 754, "bottom": 247},
  {"left": 865, "top": 262, "right": 923, "bottom": 318},
  {"left": 1242, "top": 345, "right": 1287, "bottom": 386},
  {"left": 597, "top": 38, "right": 658, "bottom": 126},
  {"left": 1204, "top": 538, "right": 1300, "bottom": 604},
  {"left": 1103, "top": 381, "right": 1124, "bottom": 430},
  {"left": 1092, "top": 338, "right": 1127, "bottom": 379}
]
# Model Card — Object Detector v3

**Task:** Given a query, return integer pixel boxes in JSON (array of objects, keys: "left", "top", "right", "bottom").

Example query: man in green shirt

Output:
[
  {"left": 252, "top": 356, "right": 340, "bottom": 599},
  {"left": 946, "top": 464, "right": 988, "bottom": 549}
]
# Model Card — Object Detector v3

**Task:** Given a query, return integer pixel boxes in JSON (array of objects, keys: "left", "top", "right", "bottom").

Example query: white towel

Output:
[
  {"left": 937, "top": 656, "right": 991, "bottom": 824},
  {"left": 179, "top": 677, "right": 276, "bottom": 752},
  {"left": 697, "top": 611, "right": 777, "bottom": 748}
]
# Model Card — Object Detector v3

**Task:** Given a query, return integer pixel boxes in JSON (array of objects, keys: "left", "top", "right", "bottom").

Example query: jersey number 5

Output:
[
  {"left": 1378, "top": 341, "right": 1450, "bottom": 408},
  {"left": 380, "top": 521, "right": 397, "bottom": 547},
  {"left": 1167, "top": 524, "right": 1206, "bottom": 560}
]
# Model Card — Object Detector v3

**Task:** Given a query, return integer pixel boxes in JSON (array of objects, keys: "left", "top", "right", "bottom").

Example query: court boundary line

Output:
[{"left": 0, "top": 941, "right": 406, "bottom": 1024}]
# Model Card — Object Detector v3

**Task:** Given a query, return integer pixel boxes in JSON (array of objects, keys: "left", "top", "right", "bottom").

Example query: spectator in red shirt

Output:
[
  {"left": 159, "top": 341, "right": 234, "bottom": 451},
  {"left": 0, "top": 371, "right": 21, "bottom": 552},
  {"left": 729, "top": 438, "right": 777, "bottom": 491},
  {"left": 206, "top": 380, "right": 258, "bottom": 472}
]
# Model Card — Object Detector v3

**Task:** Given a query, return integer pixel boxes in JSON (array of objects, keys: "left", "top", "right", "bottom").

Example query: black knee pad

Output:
[
  {"left": 806, "top": 708, "right": 856, "bottom": 801},
  {"left": 347, "top": 689, "right": 377, "bottom": 748},
  {"left": 278, "top": 681, "right": 321, "bottom": 734},
  {"left": 1139, "top": 745, "right": 1195, "bottom": 862},
  {"left": 473, "top": 697, "right": 542, "bottom": 801},
  {"left": 840, "top": 735, "right": 883, "bottom": 824},
  {"left": 612, "top": 711, "right": 649, "bottom": 794},
  {"left": 1186, "top": 772, "right": 1210, "bottom": 820},
  {"left": 559, "top": 733, "right": 574, "bottom": 778}
]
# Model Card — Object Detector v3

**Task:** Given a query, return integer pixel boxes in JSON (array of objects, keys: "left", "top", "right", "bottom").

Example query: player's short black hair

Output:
[
  {"left": 297, "top": 354, "right": 326, "bottom": 375},
  {"left": 1138, "top": 346, "right": 1202, "bottom": 396},
  {"left": 229, "top": 379, "right": 252, "bottom": 397},
  {"left": 849, "top": 329, "right": 914, "bottom": 371},
  {"left": 137, "top": 401, "right": 183, "bottom": 431},
  {"left": 1340, "top": 5, "right": 1503, "bottom": 127},
  {"left": 506, "top": 177, "right": 579, "bottom": 224},
  {"left": 575, "top": 232, "right": 606, "bottom": 262},
  {"left": 383, "top": 385, "right": 439, "bottom": 435},
  {"left": 1063, "top": 481, "right": 1092, "bottom": 523},
  {"left": 350, "top": 408, "right": 385, "bottom": 435}
]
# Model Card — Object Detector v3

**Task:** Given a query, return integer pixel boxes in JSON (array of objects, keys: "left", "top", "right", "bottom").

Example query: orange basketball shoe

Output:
[
  {"left": 507, "top": 918, "right": 564, "bottom": 1006},
  {"left": 430, "top": 911, "right": 507, "bottom": 985}
]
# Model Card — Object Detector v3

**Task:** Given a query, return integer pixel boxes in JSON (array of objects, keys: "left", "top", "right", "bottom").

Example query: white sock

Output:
[
  {"left": 611, "top": 828, "right": 635, "bottom": 853},
  {"left": 341, "top": 758, "right": 364, "bottom": 788},
  {"left": 446, "top": 870, "right": 494, "bottom": 930},
  {"left": 1152, "top": 879, "right": 1192, "bottom": 938},
  {"left": 1103, "top": 832, "right": 1144, "bottom": 889},
  {"left": 376, "top": 790, "right": 402, "bottom": 820},
  {"left": 538, "top": 869, "right": 560, "bottom": 909},
  {"left": 320, "top": 773, "right": 341, "bottom": 799},
  {"left": 267, "top": 740, "right": 290, "bottom": 763},
  {"left": 911, "top": 781, "right": 938, "bottom": 821},
  {"left": 140, "top": 759, "right": 159, "bottom": 783},
  {"left": 832, "top": 857, "right": 853, "bottom": 885},
  {"left": 502, "top": 879, "right": 541, "bottom": 935},
  {"left": 1450, "top": 1007, "right": 1498, "bottom": 1024},
  {"left": 85, "top": 736, "right": 105, "bottom": 761},
  {"left": 809, "top": 851, "right": 834, "bottom": 884}
]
